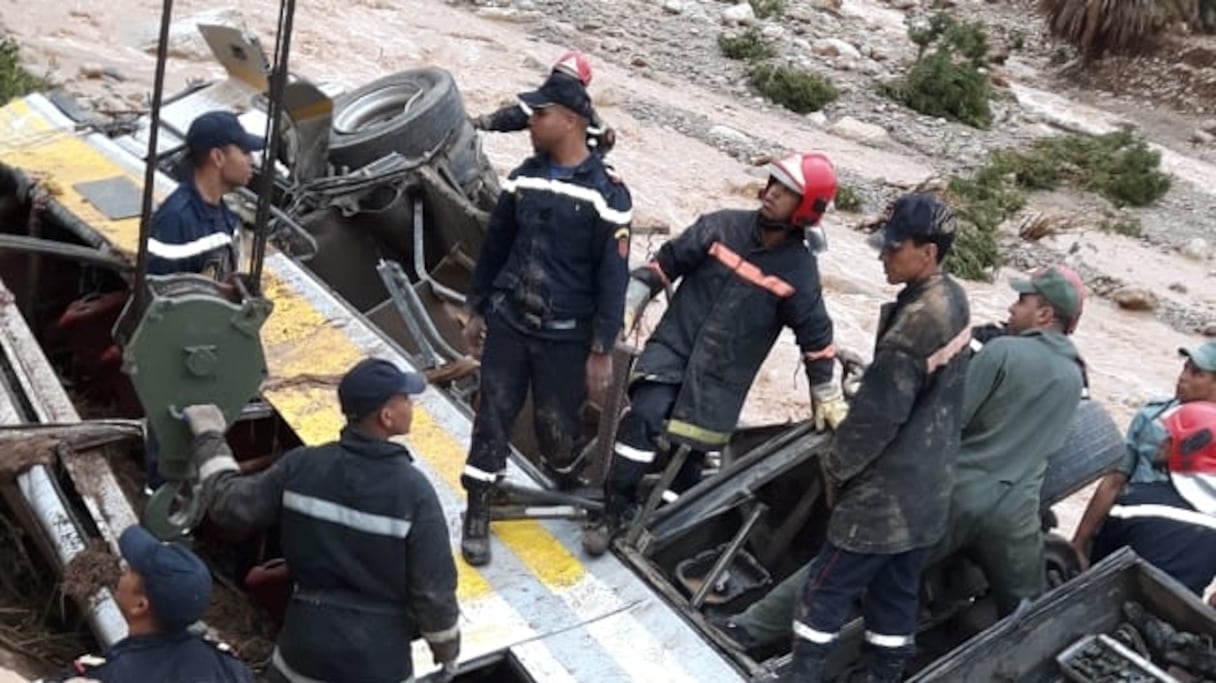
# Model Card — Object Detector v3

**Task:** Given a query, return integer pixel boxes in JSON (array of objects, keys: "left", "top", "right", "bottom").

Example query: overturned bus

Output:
[{"left": 0, "top": 22, "right": 1131, "bottom": 682}]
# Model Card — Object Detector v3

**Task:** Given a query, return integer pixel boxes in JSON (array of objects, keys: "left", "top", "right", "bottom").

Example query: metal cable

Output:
[
  {"left": 248, "top": 0, "right": 297, "bottom": 292},
  {"left": 131, "top": 0, "right": 176, "bottom": 312}
]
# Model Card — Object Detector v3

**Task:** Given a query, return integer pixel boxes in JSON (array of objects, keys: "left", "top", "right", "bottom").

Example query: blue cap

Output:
[
  {"left": 119, "top": 525, "right": 211, "bottom": 632},
  {"left": 868, "top": 193, "right": 958, "bottom": 251},
  {"left": 518, "top": 73, "right": 595, "bottom": 121},
  {"left": 338, "top": 358, "right": 428, "bottom": 420},
  {"left": 185, "top": 111, "right": 266, "bottom": 154}
]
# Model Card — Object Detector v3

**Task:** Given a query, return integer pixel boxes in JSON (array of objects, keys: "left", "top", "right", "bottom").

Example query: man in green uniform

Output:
[{"left": 925, "top": 263, "right": 1086, "bottom": 615}]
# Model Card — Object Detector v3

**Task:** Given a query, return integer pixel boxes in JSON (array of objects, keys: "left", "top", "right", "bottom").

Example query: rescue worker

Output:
[
  {"left": 148, "top": 110, "right": 263, "bottom": 278},
  {"left": 471, "top": 50, "right": 616, "bottom": 158},
  {"left": 459, "top": 68, "right": 632, "bottom": 566},
  {"left": 46, "top": 525, "right": 253, "bottom": 683},
  {"left": 187, "top": 358, "right": 460, "bottom": 683},
  {"left": 580, "top": 152, "right": 846, "bottom": 555},
  {"left": 142, "top": 110, "right": 264, "bottom": 491},
  {"left": 716, "top": 265, "right": 1086, "bottom": 650},
  {"left": 788, "top": 193, "right": 971, "bottom": 683},
  {"left": 924, "top": 264, "right": 1086, "bottom": 615},
  {"left": 1090, "top": 400, "right": 1216, "bottom": 594},
  {"left": 1072, "top": 341, "right": 1216, "bottom": 566}
]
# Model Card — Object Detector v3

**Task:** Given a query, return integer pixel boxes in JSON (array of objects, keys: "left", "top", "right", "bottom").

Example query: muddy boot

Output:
[
  {"left": 857, "top": 642, "right": 914, "bottom": 683},
  {"left": 581, "top": 495, "right": 626, "bottom": 557},
  {"left": 784, "top": 641, "right": 830, "bottom": 683},
  {"left": 461, "top": 485, "right": 492, "bottom": 566}
]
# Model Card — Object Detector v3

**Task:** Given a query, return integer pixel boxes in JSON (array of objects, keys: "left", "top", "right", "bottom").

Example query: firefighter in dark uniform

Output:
[
  {"left": 1091, "top": 400, "right": 1216, "bottom": 595},
  {"left": 471, "top": 50, "right": 616, "bottom": 159},
  {"left": 148, "top": 110, "right": 263, "bottom": 279},
  {"left": 580, "top": 152, "right": 846, "bottom": 555},
  {"left": 186, "top": 358, "right": 461, "bottom": 683},
  {"left": 788, "top": 194, "right": 971, "bottom": 683},
  {"left": 142, "top": 110, "right": 265, "bottom": 491},
  {"left": 459, "top": 70, "right": 632, "bottom": 567},
  {"left": 48, "top": 525, "right": 253, "bottom": 683}
]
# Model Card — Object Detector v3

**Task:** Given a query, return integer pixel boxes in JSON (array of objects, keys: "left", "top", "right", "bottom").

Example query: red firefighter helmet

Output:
[
  {"left": 767, "top": 152, "right": 838, "bottom": 227},
  {"left": 552, "top": 51, "right": 593, "bottom": 87},
  {"left": 1164, "top": 401, "right": 1216, "bottom": 515}
]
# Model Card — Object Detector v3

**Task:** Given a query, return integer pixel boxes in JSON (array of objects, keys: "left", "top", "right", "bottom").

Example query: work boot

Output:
[
  {"left": 856, "top": 642, "right": 914, "bottom": 683},
  {"left": 461, "top": 486, "right": 492, "bottom": 566},
  {"left": 784, "top": 641, "right": 830, "bottom": 683},
  {"left": 581, "top": 495, "right": 625, "bottom": 557}
]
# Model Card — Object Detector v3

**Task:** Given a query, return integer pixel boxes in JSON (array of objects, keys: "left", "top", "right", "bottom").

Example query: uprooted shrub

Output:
[
  {"left": 939, "top": 129, "right": 1169, "bottom": 280},
  {"left": 887, "top": 13, "right": 993, "bottom": 129},
  {"left": 749, "top": 63, "right": 837, "bottom": 114},
  {"left": 1038, "top": 0, "right": 1199, "bottom": 57}
]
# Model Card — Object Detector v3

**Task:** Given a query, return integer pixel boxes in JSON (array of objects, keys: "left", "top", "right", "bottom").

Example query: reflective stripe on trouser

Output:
[
  {"left": 463, "top": 307, "right": 589, "bottom": 491},
  {"left": 793, "top": 541, "right": 924, "bottom": 650},
  {"left": 606, "top": 380, "right": 705, "bottom": 516}
]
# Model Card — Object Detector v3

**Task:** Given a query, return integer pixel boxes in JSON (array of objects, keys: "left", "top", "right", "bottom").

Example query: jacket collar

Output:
[
  {"left": 898, "top": 272, "right": 945, "bottom": 302},
  {"left": 752, "top": 212, "right": 803, "bottom": 249},
  {"left": 339, "top": 426, "right": 414, "bottom": 461},
  {"left": 529, "top": 151, "right": 601, "bottom": 179}
]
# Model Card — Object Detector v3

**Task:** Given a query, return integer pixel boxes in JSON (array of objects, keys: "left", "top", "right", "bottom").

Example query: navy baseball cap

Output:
[
  {"left": 518, "top": 72, "right": 595, "bottom": 120},
  {"left": 119, "top": 525, "right": 212, "bottom": 632},
  {"left": 868, "top": 193, "right": 958, "bottom": 251},
  {"left": 338, "top": 358, "right": 428, "bottom": 421},
  {"left": 185, "top": 111, "right": 266, "bottom": 154}
]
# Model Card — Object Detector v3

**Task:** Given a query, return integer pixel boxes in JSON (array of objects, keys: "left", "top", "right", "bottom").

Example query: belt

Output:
[{"left": 492, "top": 292, "right": 582, "bottom": 331}]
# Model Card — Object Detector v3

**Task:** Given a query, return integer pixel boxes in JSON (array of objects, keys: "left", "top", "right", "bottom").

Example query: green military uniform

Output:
[{"left": 926, "top": 328, "right": 1083, "bottom": 613}]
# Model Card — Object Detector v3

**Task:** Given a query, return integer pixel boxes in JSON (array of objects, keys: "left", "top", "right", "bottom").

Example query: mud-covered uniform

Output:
[
  {"left": 207, "top": 427, "right": 459, "bottom": 683},
  {"left": 461, "top": 152, "right": 632, "bottom": 487},
  {"left": 605, "top": 210, "right": 835, "bottom": 518},
  {"left": 793, "top": 272, "right": 970, "bottom": 677}
]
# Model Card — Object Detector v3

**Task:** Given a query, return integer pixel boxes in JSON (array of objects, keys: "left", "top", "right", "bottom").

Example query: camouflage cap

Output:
[
  {"left": 867, "top": 193, "right": 957, "bottom": 251},
  {"left": 1010, "top": 264, "right": 1085, "bottom": 321}
]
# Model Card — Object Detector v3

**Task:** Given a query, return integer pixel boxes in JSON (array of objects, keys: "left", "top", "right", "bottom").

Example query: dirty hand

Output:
[
  {"left": 463, "top": 315, "right": 486, "bottom": 360},
  {"left": 585, "top": 351, "right": 613, "bottom": 397},
  {"left": 811, "top": 382, "right": 849, "bottom": 432},
  {"left": 182, "top": 404, "right": 228, "bottom": 437},
  {"left": 427, "top": 630, "right": 461, "bottom": 667},
  {"left": 469, "top": 114, "right": 490, "bottom": 131}
]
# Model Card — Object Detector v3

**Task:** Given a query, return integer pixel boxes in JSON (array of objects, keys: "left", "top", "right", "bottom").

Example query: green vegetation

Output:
[
  {"left": 0, "top": 37, "right": 45, "bottom": 105},
  {"left": 887, "top": 13, "right": 993, "bottom": 129},
  {"left": 941, "top": 130, "right": 1169, "bottom": 280},
  {"left": 719, "top": 28, "right": 776, "bottom": 62},
  {"left": 750, "top": 0, "right": 786, "bottom": 19},
  {"left": 748, "top": 64, "right": 838, "bottom": 114},
  {"left": 1038, "top": 0, "right": 1208, "bottom": 57},
  {"left": 834, "top": 185, "right": 863, "bottom": 212},
  {"left": 1099, "top": 215, "right": 1143, "bottom": 237}
]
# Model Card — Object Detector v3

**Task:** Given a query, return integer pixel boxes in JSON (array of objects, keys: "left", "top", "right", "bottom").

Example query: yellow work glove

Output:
[{"left": 811, "top": 382, "right": 849, "bottom": 432}]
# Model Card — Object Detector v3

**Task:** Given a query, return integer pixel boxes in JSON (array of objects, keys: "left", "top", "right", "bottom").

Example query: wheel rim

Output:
[{"left": 332, "top": 82, "right": 425, "bottom": 136}]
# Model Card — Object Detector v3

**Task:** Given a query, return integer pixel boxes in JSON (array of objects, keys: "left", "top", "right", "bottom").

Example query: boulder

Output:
[
  {"left": 1113, "top": 287, "right": 1158, "bottom": 311},
  {"left": 827, "top": 116, "right": 890, "bottom": 145},
  {"left": 722, "top": 2, "right": 757, "bottom": 25}
]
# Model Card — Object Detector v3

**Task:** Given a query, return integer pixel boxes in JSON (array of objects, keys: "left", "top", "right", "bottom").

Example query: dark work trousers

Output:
[
  {"left": 793, "top": 541, "right": 925, "bottom": 656},
  {"left": 605, "top": 380, "right": 705, "bottom": 517},
  {"left": 461, "top": 306, "right": 591, "bottom": 490}
]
